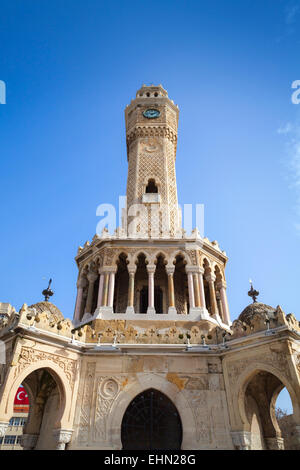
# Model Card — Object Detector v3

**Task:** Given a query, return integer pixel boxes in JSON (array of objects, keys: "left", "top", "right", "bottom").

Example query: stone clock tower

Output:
[
  {"left": 125, "top": 84, "right": 181, "bottom": 237},
  {"left": 1, "top": 85, "right": 299, "bottom": 451}
]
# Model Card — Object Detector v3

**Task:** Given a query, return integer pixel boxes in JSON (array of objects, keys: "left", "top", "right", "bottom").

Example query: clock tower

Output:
[{"left": 125, "top": 84, "right": 181, "bottom": 238}]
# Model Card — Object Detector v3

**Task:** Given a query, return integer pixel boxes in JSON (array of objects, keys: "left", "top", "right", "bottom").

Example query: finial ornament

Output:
[
  {"left": 42, "top": 278, "right": 54, "bottom": 302},
  {"left": 248, "top": 279, "right": 259, "bottom": 303}
]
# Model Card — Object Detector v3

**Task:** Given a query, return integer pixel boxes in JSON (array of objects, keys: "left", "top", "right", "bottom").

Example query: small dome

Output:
[
  {"left": 239, "top": 302, "right": 276, "bottom": 325},
  {"left": 28, "top": 301, "right": 64, "bottom": 323}
]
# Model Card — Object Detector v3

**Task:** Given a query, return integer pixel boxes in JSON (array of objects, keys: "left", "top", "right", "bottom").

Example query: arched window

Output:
[{"left": 145, "top": 179, "right": 158, "bottom": 194}]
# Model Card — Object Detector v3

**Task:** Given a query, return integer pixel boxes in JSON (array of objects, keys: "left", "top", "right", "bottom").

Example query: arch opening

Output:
[
  {"left": 174, "top": 255, "right": 188, "bottom": 314},
  {"left": 135, "top": 254, "right": 148, "bottom": 313},
  {"left": 154, "top": 255, "right": 168, "bottom": 313},
  {"left": 113, "top": 253, "right": 129, "bottom": 313},
  {"left": 121, "top": 388, "right": 182, "bottom": 450},
  {"left": 243, "top": 369, "right": 296, "bottom": 450},
  {"left": 275, "top": 388, "right": 297, "bottom": 450},
  {"left": 145, "top": 179, "right": 158, "bottom": 193},
  {"left": 7, "top": 367, "right": 66, "bottom": 450}
]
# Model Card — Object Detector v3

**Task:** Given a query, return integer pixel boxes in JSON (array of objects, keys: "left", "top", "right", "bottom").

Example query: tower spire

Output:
[{"left": 248, "top": 279, "right": 259, "bottom": 303}]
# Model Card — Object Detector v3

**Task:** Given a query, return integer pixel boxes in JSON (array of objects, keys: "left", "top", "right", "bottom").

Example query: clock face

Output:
[{"left": 143, "top": 108, "right": 160, "bottom": 119}]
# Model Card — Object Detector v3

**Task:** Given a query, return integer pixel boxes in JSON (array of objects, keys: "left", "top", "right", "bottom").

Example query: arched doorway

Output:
[
  {"left": 121, "top": 389, "right": 182, "bottom": 450},
  {"left": 243, "top": 369, "right": 297, "bottom": 450},
  {"left": 14, "top": 367, "right": 66, "bottom": 450}
]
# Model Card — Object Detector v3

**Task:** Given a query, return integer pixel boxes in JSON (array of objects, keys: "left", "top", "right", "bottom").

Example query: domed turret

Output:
[
  {"left": 238, "top": 302, "right": 277, "bottom": 325},
  {"left": 28, "top": 301, "right": 64, "bottom": 323}
]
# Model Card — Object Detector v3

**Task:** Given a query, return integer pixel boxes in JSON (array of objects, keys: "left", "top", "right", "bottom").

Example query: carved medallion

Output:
[{"left": 99, "top": 378, "right": 119, "bottom": 399}]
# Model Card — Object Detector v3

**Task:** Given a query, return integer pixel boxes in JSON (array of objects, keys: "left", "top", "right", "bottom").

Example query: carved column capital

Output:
[
  {"left": 146, "top": 264, "right": 156, "bottom": 274},
  {"left": 127, "top": 264, "right": 137, "bottom": 275},
  {"left": 100, "top": 266, "right": 118, "bottom": 274},
  {"left": 185, "top": 265, "right": 200, "bottom": 274},
  {"left": 294, "top": 425, "right": 300, "bottom": 449},
  {"left": 217, "top": 280, "right": 227, "bottom": 289},
  {"left": 265, "top": 437, "right": 285, "bottom": 450},
  {"left": 230, "top": 431, "right": 251, "bottom": 450},
  {"left": 0, "top": 422, "right": 8, "bottom": 438},
  {"left": 87, "top": 272, "right": 98, "bottom": 283},
  {"left": 166, "top": 265, "right": 175, "bottom": 275},
  {"left": 53, "top": 429, "right": 73, "bottom": 450},
  {"left": 76, "top": 276, "right": 87, "bottom": 289},
  {"left": 98, "top": 265, "right": 104, "bottom": 275},
  {"left": 205, "top": 273, "right": 216, "bottom": 283}
]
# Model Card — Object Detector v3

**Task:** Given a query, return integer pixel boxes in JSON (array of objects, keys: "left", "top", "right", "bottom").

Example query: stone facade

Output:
[{"left": 0, "top": 86, "right": 299, "bottom": 450}]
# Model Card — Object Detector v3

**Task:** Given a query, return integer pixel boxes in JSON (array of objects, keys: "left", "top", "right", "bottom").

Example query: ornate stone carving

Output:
[
  {"left": 13, "top": 347, "right": 77, "bottom": 388},
  {"left": 0, "top": 422, "right": 8, "bottom": 437},
  {"left": 53, "top": 429, "right": 73, "bottom": 450},
  {"left": 231, "top": 431, "right": 251, "bottom": 450},
  {"left": 140, "top": 137, "right": 162, "bottom": 154},
  {"left": 265, "top": 437, "right": 285, "bottom": 450},
  {"left": 295, "top": 354, "right": 300, "bottom": 378},
  {"left": 78, "top": 362, "right": 96, "bottom": 444},
  {"left": 99, "top": 378, "right": 119, "bottom": 399},
  {"left": 126, "top": 126, "right": 177, "bottom": 147},
  {"left": 186, "top": 390, "right": 210, "bottom": 443},
  {"left": 226, "top": 348, "right": 292, "bottom": 384},
  {"left": 104, "top": 248, "right": 116, "bottom": 267},
  {"left": 94, "top": 377, "right": 120, "bottom": 442}
]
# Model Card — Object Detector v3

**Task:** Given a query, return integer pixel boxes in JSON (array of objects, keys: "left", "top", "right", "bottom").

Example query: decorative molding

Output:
[
  {"left": 13, "top": 347, "right": 77, "bottom": 388},
  {"left": 94, "top": 377, "right": 121, "bottom": 442}
]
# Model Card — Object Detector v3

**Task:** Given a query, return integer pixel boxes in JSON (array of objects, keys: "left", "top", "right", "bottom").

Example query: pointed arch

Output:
[{"left": 108, "top": 374, "right": 197, "bottom": 449}]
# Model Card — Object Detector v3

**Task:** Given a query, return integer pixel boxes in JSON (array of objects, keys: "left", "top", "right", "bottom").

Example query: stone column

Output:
[
  {"left": 73, "top": 277, "right": 85, "bottom": 323},
  {"left": 187, "top": 271, "right": 195, "bottom": 311},
  {"left": 193, "top": 273, "right": 201, "bottom": 307},
  {"left": 20, "top": 433, "right": 39, "bottom": 450},
  {"left": 126, "top": 266, "right": 136, "bottom": 314},
  {"left": 198, "top": 268, "right": 206, "bottom": 309},
  {"left": 97, "top": 272, "right": 105, "bottom": 308},
  {"left": 166, "top": 266, "right": 176, "bottom": 315},
  {"left": 216, "top": 292, "right": 223, "bottom": 319},
  {"left": 102, "top": 272, "right": 110, "bottom": 307},
  {"left": 206, "top": 273, "right": 218, "bottom": 315},
  {"left": 53, "top": 429, "right": 73, "bottom": 450},
  {"left": 147, "top": 264, "right": 156, "bottom": 314},
  {"left": 108, "top": 270, "right": 116, "bottom": 309},
  {"left": 85, "top": 272, "right": 98, "bottom": 314},
  {"left": 230, "top": 431, "right": 251, "bottom": 450},
  {"left": 265, "top": 437, "right": 285, "bottom": 450},
  {"left": 219, "top": 280, "right": 231, "bottom": 325}
]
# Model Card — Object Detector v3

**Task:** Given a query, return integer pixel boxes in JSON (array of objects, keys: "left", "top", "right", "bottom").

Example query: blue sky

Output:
[{"left": 0, "top": 0, "right": 299, "bottom": 412}]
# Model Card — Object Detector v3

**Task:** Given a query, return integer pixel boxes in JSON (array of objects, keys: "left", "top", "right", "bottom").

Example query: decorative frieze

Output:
[{"left": 13, "top": 347, "right": 77, "bottom": 388}]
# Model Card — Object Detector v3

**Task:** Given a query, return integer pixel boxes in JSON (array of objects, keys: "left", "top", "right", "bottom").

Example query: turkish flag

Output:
[{"left": 14, "top": 385, "right": 29, "bottom": 405}]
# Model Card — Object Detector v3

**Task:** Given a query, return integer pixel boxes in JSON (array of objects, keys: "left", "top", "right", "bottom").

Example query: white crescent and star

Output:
[{"left": 16, "top": 390, "right": 28, "bottom": 401}]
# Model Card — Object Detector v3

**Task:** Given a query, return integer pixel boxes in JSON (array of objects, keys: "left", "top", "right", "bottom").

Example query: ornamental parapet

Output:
[{"left": 126, "top": 126, "right": 177, "bottom": 149}]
